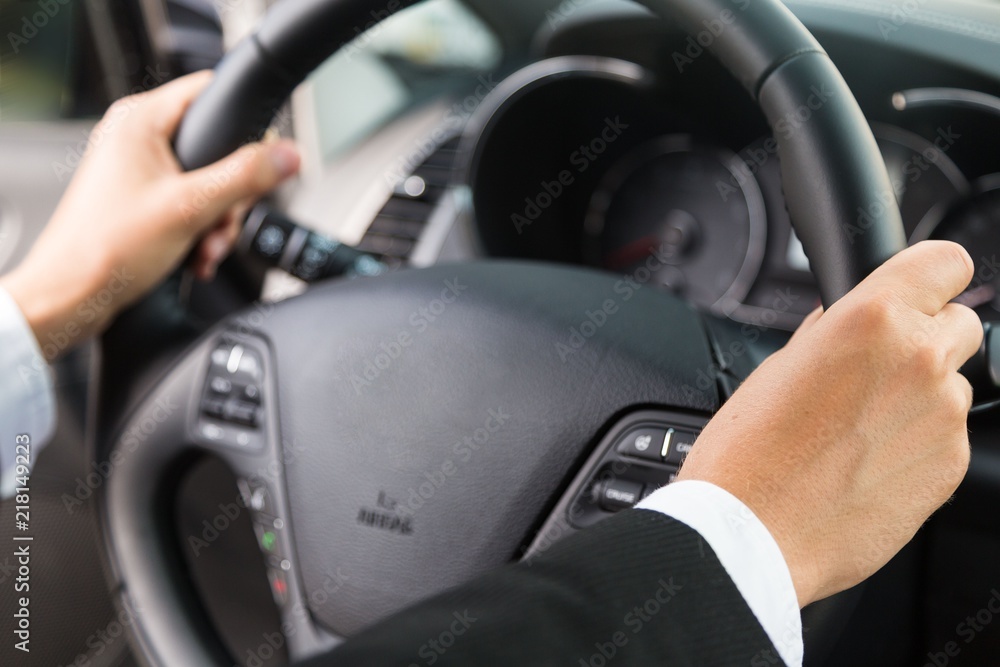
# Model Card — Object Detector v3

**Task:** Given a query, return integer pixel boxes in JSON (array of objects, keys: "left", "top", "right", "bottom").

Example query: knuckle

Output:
[
  {"left": 851, "top": 293, "right": 896, "bottom": 335},
  {"left": 911, "top": 342, "right": 947, "bottom": 379},
  {"left": 957, "top": 304, "right": 985, "bottom": 344}
]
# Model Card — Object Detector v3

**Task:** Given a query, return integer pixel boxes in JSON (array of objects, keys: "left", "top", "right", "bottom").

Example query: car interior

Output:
[{"left": 4, "top": 0, "right": 1000, "bottom": 665}]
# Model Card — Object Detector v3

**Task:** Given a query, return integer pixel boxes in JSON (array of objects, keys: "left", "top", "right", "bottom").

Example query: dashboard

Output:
[{"left": 456, "top": 12, "right": 1000, "bottom": 330}]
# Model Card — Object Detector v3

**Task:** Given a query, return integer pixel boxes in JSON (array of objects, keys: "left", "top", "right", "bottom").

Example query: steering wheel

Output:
[{"left": 97, "top": 0, "right": 907, "bottom": 664}]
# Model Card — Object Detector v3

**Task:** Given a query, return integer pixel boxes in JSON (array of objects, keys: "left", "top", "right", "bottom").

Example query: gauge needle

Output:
[{"left": 604, "top": 234, "right": 663, "bottom": 271}]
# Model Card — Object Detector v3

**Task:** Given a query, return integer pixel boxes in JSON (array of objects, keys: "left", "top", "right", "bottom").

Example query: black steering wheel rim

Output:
[
  {"left": 100, "top": 1, "right": 908, "bottom": 665},
  {"left": 175, "top": 0, "right": 906, "bottom": 306}
]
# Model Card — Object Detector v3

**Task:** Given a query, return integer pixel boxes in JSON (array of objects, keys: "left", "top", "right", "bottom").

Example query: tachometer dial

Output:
[{"left": 583, "top": 135, "right": 767, "bottom": 317}]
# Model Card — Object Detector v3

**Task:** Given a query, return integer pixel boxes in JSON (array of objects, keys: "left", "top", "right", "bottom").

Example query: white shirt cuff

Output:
[
  {"left": 0, "top": 285, "right": 55, "bottom": 499},
  {"left": 637, "top": 480, "right": 803, "bottom": 666}
]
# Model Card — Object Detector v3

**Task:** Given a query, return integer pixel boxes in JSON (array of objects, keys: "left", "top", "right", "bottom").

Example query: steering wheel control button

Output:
[
  {"left": 209, "top": 377, "right": 233, "bottom": 396},
  {"left": 238, "top": 479, "right": 277, "bottom": 516},
  {"left": 267, "top": 568, "right": 289, "bottom": 607},
  {"left": 200, "top": 341, "right": 266, "bottom": 444},
  {"left": 616, "top": 427, "right": 669, "bottom": 463},
  {"left": 242, "top": 384, "right": 261, "bottom": 403},
  {"left": 665, "top": 430, "right": 698, "bottom": 465},
  {"left": 225, "top": 400, "right": 260, "bottom": 427},
  {"left": 201, "top": 397, "right": 226, "bottom": 419},
  {"left": 254, "top": 522, "right": 285, "bottom": 558},
  {"left": 598, "top": 479, "right": 645, "bottom": 512},
  {"left": 200, "top": 423, "right": 225, "bottom": 441}
]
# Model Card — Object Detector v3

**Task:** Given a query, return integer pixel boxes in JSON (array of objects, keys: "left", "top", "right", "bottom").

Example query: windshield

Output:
[{"left": 307, "top": 0, "right": 502, "bottom": 161}]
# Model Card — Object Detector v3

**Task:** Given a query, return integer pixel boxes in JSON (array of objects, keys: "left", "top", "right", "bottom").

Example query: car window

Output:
[
  {"left": 0, "top": 2, "right": 110, "bottom": 120},
  {"left": 306, "top": 0, "right": 502, "bottom": 161}
]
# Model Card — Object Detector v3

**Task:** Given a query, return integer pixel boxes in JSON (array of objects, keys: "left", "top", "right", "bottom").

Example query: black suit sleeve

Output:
[{"left": 301, "top": 508, "right": 788, "bottom": 666}]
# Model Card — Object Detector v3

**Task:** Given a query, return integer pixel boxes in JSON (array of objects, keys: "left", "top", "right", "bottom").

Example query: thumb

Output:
[{"left": 177, "top": 139, "right": 300, "bottom": 230}]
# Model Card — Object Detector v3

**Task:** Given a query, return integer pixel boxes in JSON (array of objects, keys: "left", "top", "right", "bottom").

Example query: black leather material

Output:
[
  {"left": 174, "top": 0, "right": 905, "bottom": 305},
  {"left": 258, "top": 262, "right": 716, "bottom": 633},
  {"left": 173, "top": 36, "right": 297, "bottom": 170},
  {"left": 643, "top": 0, "right": 825, "bottom": 96},
  {"left": 133, "top": 0, "right": 910, "bottom": 662},
  {"left": 175, "top": 0, "right": 822, "bottom": 170},
  {"left": 174, "top": 0, "right": 417, "bottom": 170},
  {"left": 757, "top": 51, "right": 907, "bottom": 303}
]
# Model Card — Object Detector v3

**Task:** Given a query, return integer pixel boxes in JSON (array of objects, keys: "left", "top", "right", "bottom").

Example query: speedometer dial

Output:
[{"left": 583, "top": 135, "right": 767, "bottom": 317}]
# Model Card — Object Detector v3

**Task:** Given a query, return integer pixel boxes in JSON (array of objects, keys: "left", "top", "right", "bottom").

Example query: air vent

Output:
[{"left": 356, "top": 136, "right": 462, "bottom": 266}]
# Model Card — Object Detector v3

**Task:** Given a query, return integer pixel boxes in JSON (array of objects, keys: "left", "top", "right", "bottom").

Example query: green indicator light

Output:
[{"left": 261, "top": 531, "right": 277, "bottom": 552}]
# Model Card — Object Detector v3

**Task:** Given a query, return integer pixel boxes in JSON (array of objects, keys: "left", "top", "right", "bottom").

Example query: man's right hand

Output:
[{"left": 678, "top": 240, "right": 983, "bottom": 608}]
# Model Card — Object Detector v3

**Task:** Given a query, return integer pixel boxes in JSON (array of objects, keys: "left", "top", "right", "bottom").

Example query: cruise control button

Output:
[
  {"left": 201, "top": 397, "right": 226, "bottom": 419},
  {"left": 666, "top": 430, "right": 697, "bottom": 465},
  {"left": 225, "top": 400, "right": 259, "bottom": 427},
  {"left": 599, "top": 479, "right": 645, "bottom": 512},
  {"left": 616, "top": 427, "right": 669, "bottom": 463}
]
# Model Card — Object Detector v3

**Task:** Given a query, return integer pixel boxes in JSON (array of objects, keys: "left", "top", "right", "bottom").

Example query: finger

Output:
[
  {"left": 858, "top": 241, "right": 974, "bottom": 316},
  {"left": 934, "top": 302, "right": 985, "bottom": 370},
  {"left": 142, "top": 70, "right": 214, "bottom": 136},
  {"left": 193, "top": 210, "right": 243, "bottom": 280},
  {"left": 790, "top": 306, "right": 824, "bottom": 344},
  {"left": 175, "top": 139, "right": 300, "bottom": 232}
]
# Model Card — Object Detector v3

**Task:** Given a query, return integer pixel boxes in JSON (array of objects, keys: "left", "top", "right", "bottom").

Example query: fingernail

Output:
[
  {"left": 209, "top": 233, "right": 231, "bottom": 260},
  {"left": 269, "top": 142, "right": 300, "bottom": 178}
]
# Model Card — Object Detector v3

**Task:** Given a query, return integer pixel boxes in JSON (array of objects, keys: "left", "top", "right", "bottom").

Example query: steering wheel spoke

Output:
[
  {"left": 200, "top": 335, "right": 343, "bottom": 661},
  {"left": 101, "top": 329, "right": 341, "bottom": 664}
]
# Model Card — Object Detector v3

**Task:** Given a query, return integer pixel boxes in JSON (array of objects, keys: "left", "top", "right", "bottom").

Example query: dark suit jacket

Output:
[{"left": 302, "top": 508, "right": 787, "bottom": 666}]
